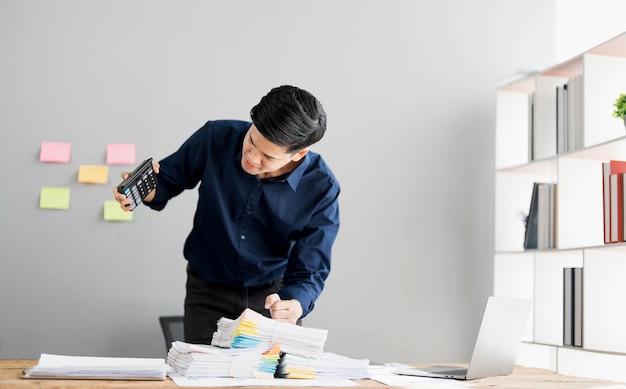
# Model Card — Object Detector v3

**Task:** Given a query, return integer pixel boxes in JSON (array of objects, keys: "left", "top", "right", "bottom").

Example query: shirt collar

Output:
[
  {"left": 258, "top": 154, "right": 309, "bottom": 191},
  {"left": 283, "top": 153, "right": 309, "bottom": 191},
  {"left": 234, "top": 142, "right": 309, "bottom": 191}
]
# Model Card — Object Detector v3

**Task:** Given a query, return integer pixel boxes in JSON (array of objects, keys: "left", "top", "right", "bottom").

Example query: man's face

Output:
[{"left": 240, "top": 125, "right": 306, "bottom": 178}]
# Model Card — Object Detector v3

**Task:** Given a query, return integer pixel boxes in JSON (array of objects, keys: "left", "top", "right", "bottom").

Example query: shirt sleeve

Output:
[
  {"left": 146, "top": 124, "right": 210, "bottom": 211},
  {"left": 278, "top": 182, "right": 340, "bottom": 318}
]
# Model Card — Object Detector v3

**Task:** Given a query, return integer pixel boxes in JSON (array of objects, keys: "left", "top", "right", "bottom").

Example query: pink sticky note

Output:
[
  {"left": 40, "top": 141, "right": 71, "bottom": 163},
  {"left": 106, "top": 143, "right": 136, "bottom": 165}
]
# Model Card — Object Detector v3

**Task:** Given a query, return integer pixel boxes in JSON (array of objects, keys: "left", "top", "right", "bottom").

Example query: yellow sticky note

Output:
[
  {"left": 103, "top": 200, "right": 133, "bottom": 221},
  {"left": 40, "top": 187, "right": 70, "bottom": 210},
  {"left": 78, "top": 165, "right": 109, "bottom": 184}
]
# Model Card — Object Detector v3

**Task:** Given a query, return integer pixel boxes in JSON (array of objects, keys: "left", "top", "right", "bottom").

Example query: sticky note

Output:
[
  {"left": 40, "top": 141, "right": 71, "bottom": 163},
  {"left": 103, "top": 200, "right": 133, "bottom": 221},
  {"left": 106, "top": 143, "right": 136, "bottom": 165},
  {"left": 78, "top": 165, "right": 109, "bottom": 184},
  {"left": 39, "top": 187, "right": 71, "bottom": 210}
]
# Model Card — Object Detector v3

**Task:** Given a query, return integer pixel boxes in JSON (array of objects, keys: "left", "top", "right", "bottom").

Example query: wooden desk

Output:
[{"left": 0, "top": 360, "right": 617, "bottom": 388}]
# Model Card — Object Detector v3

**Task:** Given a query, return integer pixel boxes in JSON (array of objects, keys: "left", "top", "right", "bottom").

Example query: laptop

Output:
[{"left": 393, "top": 296, "right": 532, "bottom": 380}]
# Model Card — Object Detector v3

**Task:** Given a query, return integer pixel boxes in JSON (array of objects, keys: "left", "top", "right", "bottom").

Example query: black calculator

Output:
[{"left": 117, "top": 158, "right": 157, "bottom": 211}]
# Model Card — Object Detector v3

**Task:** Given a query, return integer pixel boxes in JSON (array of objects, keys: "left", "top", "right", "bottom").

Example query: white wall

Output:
[
  {"left": 554, "top": 0, "right": 626, "bottom": 63},
  {"left": 0, "top": 0, "right": 558, "bottom": 363}
]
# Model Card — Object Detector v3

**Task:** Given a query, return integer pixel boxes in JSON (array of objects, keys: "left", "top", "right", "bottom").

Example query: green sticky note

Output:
[
  {"left": 39, "top": 187, "right": 70, "bottom": 210},
  {"left": 103, "top": 200, "right": 133, "bottom": 221}
]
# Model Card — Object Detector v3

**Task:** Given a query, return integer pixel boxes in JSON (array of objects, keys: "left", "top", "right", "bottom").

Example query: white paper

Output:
[
  {"left": 169, "top": 372, "right": 358, "bottom": 387},
  {"left": 23, "top": 353, "right": 167, "bottom": 380},
  {"left": 368, "top": 364, "right": 470, "bottom": 388}
]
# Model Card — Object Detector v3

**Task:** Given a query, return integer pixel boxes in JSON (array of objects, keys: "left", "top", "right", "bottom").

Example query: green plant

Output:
[{"left": 613, "top": 93, "right": 626, "bottom": 119}]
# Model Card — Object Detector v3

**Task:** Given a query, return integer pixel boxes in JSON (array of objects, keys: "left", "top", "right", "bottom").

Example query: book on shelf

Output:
[
  {"left": 535, "top": 75, "right": 585, "bottom": 159},
  {"left": 555, "top": 76, "right": 585, "bottom": 156},
  {"left": 567, "top": 74, "right": 584, "bottom": 152},
  {"left": 610, "top": 173, "right": 624, "bottom": 243},
  {"left": 601, "top": 160, "right": 626, "bottom": 243},
  {"left": 524, "top": 182, "right": 557, "bottom": 249},
  {"left": 539, "top": 183, "right": 556, "bottom": 248},
  {"left": 524, "top": 183, "right": 539, "bottom": 249},
  {"left": 556, "top": 84, "right": 568, "bottom": 154},
  {"left": 529, "top": 94, "right": 535, "bottom": 161},
  {"left": 563, "top": 267, "right": 583, "bottom": 348},
  {"left": 533, "top": 75, "right": 568, "bottom": 160},
  {"left": 563, "top": 267, "right": 573, "bottom": 346},
  {"left": 574, "top": 267, "right": 583, "bottom": 347}
]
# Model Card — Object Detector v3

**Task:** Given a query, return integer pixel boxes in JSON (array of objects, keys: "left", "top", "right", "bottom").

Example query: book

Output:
[
  {"left": 22, "top": 354, "right": 166, "bottom": 380},
  {"left": 532, "top": 75, "right": 569, "bottom": 160},
  {"left": 566, "top": 75, "right": 584, "bottom": 152},
  {"left": 563, "top": 267, "right": 583, "bottom": 348},
  {"left": 563, "top": 268, "right": 574, "bottom": 346},
  {"left": 524, "top": 183, "right": 540, "bottom": 249},
  {"left": 602, "top": 161, "right": 626, "bottom": 243},
  {"left": 556, "top": 84, "right": 568, "bottom": 154},
  {"left": 525, "top": 182, "right": 556, "bottom": 249},
  {"left": 537, "top": 183, "right": 551, "bottom": 248},
  {"left": 573, "top": 267, "right": 583, "bottom": 347},
  {"left": 610, "top": 173, "right": 623, "bottom": 243},
  {"left": 546, "top": 184, "right": 556, "bottom": 248}
]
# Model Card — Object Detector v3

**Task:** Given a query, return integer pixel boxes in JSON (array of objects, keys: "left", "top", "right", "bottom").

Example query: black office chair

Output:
[{"left": 159, "top": 315, "right": 184, "bottom": 354}]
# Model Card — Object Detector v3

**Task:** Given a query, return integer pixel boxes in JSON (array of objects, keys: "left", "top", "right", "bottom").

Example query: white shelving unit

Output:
[{"left": 494, "top": 31, "right": 626, "bottom": 383}]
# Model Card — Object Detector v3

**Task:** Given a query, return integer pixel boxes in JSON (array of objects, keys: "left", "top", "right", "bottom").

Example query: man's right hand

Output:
[{"left": 112, "top": 161, "right": 160, "bottom": 211}]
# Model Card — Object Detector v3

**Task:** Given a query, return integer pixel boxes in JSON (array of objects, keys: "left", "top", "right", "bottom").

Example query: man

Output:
[{"left": 113, "top": 85, "right": 340, "bottom": 344}]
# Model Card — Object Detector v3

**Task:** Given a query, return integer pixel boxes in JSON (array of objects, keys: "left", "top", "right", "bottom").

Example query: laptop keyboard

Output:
[{"left": 437, "top": 368, "right": 468, "bottom": 376}]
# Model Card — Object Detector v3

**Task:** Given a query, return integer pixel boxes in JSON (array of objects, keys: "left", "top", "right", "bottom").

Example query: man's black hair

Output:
[{"left": 250, "top": 85, "right": 327, "bottom": 153}]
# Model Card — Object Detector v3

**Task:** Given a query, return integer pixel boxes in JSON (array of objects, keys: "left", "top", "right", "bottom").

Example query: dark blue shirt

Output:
[{"left": 147, "top": 120, "right": 340, "bottom": 317}]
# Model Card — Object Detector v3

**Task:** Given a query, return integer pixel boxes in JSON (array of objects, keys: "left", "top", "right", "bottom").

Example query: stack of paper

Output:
[
  {"left": 22, "top": 353, "right": 167, "bottom": 380},
  {"left": 277, "top": 352, "right": 370, "bottom": 380},
  {"left": 211, "top": 308, "right": 328, "bottom": 359},
  {"left": 167, "top": 341, "right": 280, "bottom": 378}
]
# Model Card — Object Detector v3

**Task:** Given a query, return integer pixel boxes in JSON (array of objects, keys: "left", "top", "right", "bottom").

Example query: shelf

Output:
[
  {"left": 563, "top": 135, "right": 626, "bottom": 160},
  {"left": 533, "top": 251, "right": 583, "bottom": 345},
  {"left": 542, "top": 31, "right": 626, "bottom": 77},
  {"left": 583, "top": 246, "right": 626, "bottom": 354},
  {"left": 518, "top": 341, "right": 626, "bottom": 383},
  {"left": 495, "top": 31, "right": 626, "bottom": 377},
  {"left": 587, "top": 31, "right": 626, "bottom": 58},
  {"left": 496, "top": 157, "right": 557, "bottom": 175}
]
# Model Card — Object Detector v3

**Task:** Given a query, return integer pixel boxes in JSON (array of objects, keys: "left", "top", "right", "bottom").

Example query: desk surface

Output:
[{"left": 0, "top": 359, "right": 617, "bottom": 389}]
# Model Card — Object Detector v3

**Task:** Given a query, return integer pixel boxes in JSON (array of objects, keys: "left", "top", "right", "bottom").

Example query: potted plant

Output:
[{"left": 612, "top": 93, "right": 626, "bottom": 128}]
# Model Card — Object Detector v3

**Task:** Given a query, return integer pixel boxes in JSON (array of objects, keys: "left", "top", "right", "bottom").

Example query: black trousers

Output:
[{"left": 183, "top": 264, "right": 282, "bottom": 344}]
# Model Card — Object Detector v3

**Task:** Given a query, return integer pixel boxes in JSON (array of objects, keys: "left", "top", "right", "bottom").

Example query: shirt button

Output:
[{"left": 240, "top": 234, "right": 246, "bottom": 240}]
